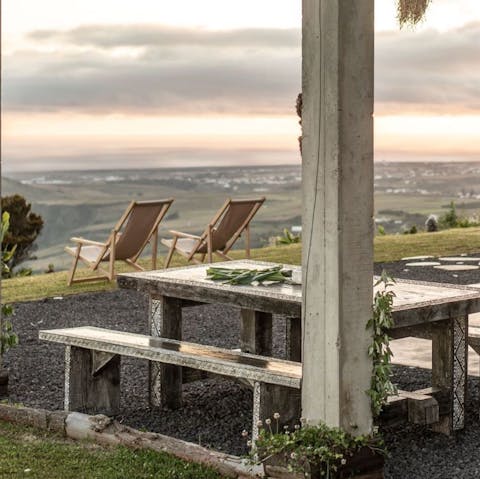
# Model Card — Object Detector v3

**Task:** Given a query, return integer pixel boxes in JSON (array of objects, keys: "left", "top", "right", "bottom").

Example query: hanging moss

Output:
[{"left": 397, "top": 0, "right": 432, "bottom": 27}]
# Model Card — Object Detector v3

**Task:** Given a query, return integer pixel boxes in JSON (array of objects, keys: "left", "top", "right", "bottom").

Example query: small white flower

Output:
[
  {"left": 246, "top": 440, "right": 252, "bottom": 447},
  {"left": 257, "top": 420, "right": 263, "bottom": 427},
  {"left": 265, "top": 418, "right": 272, "bottom": 425},
  {"left": 294, "top": 424, "right": 300, "bottom": 430},
  {"left": 24, "top": 470, "right": 31, "bottom": 474},
  {"left": 373, "top": 426, "right": 379, "bottom": 434},
  {"left": 341, "top": 458, "right": 347, "bottom": 465},
  {"left": 290, "top": 452, "right": 297, "bottom": 460},
  {"left": 283, "top": 425, "right": 289, "bottom": 430},
  {"left": 241, "top": 429, "right": 248, "bottom": 437},
  {"left": 273, "top": 412, "right": 280, "bottom": 420}
]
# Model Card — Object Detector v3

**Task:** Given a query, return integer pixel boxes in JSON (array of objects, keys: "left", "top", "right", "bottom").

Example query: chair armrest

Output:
[
  {"left": 168, "top": 230, "right": 202, "bottom": 240},
  {"left": 70, "top": 237, "right": 107, "bottom": 247}
]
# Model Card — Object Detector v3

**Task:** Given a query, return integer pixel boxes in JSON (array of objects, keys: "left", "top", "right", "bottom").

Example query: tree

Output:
[
  {"left": 439, "top": 201, "right": 459, "bottom": 229},
  {"left": 1, "top": 195, "right": 44, "bottom": 271}
]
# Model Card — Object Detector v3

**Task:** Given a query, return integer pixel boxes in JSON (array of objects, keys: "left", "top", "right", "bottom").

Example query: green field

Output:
[
  {"left": 2, "top": 170, "right": 302, "bottom": 273},
  {"left": 4, "top": 163, "right": 480, "bottom": 274}
]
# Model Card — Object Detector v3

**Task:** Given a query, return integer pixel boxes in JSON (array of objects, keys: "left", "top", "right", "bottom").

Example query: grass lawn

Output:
[
  {"left": 2, "top": 227, "right": 480, "bottom": 304},
  {"left": 0, "top": 420, "right": 226, "bottom": 479},
  {"left": 374, "top": 226, "right": 480, "bottom": 262}
]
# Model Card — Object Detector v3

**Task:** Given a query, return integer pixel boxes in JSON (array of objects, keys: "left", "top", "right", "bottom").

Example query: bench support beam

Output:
[
  {"left": 149, "top": 295, "right": 183, "bottom": 409},
  {"left": 403, "top": 390, "right": 439, "bottom": 425},
  {"left": 65, "top": 346, "right": 120, "bottom": 415},
  {"left": 252, "top": 382, "right": 301, "bottom": 443}
]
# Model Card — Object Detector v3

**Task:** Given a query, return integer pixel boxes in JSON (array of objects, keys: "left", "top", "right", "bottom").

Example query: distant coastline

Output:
[{"left": 4, "top": 158, "right": 480, "bottom": 177}]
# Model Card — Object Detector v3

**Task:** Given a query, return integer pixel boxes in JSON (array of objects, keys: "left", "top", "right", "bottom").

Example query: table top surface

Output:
[
  {"left": 120, "top": 260, "right": 301, "bottom": 299},
  {"left": 118, "top": 260, "right": 480, "bottom": 323}
]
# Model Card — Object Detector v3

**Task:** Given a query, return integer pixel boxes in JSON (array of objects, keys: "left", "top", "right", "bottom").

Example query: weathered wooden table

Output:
[{"left": 118, "top": 259, "right": 480, "bottom": 433}]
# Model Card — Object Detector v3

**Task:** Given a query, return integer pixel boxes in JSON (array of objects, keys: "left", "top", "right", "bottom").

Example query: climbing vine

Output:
[
  {"left": 366, "top": 270, "right": 397, "bottom": 416},
  {"left": 1, "top": 212, "right": 19, "bottom": 370}
]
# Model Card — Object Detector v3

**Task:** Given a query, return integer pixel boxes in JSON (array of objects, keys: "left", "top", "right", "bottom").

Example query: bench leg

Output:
[
  {"left": 149, "top": 295, "right": 183, "bottom": 409},
  {"left": 65, "top": 346, "right": 120, "bottom": 415},
  {"left": 286, "top": 317, "right": 302, "bottom": 362},
  {"left": 431, "top": 315, "right": 468, "bottom": 434},
  {"left": 252, "top": 382, "right": 301, "bottom": 444},
  {"left": 240, "top": 310, "right": 272, "bottom": 356}
]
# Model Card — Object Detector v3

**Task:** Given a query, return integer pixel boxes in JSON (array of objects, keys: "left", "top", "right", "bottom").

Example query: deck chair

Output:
[
  {"left": 65, "top": 198, "right": 174, "bottom": 285},
  {"left": 161, "top": 197, "right": 265, "bottom": 268}
]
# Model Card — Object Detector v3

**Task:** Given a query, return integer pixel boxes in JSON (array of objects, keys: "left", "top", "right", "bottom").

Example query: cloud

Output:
[
  {"left": 3, "top": 22, "right": 480, "bottom": 115},
  {"left": 3, "top": 26, "right": 301, "bottom": 115},
  {"left": 375, "top": 22, "right": 480, "bottom": 112},
  {"left": 27, "top": 24, "right": 301, "bottom": 49}
]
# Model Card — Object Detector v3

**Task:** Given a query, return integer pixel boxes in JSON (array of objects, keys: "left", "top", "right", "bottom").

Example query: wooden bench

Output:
[{"left": 39, "top": 326, "right": 301, "bottom": 438}]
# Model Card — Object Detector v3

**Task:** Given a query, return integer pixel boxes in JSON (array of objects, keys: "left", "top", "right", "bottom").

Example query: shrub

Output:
[
  {"left": 403, "top": 225, "right": 417, "bottom": 235},
  {"left": 1, "top": 194, "right": 43, "bottom": 272},
  {"left": 276, "top": 229, "right": 301, "bottom": 246},
  {"left": 249, "top": 416, "right": 384, "bottom": 477},
  {"left": 45, "top": 263, "right": 55, "bottom": 274},
  {"left": 438, "top": 201, "right": 480, "bottom": 230},
  {"left": 425, "top": 214, "right": 438, "bottom": 232},
  {"left": 438, "top": 201, "right": 458, "bottom": 229},
  {"left": 457, "top": 217, "right": 480, "bottom": 228}
]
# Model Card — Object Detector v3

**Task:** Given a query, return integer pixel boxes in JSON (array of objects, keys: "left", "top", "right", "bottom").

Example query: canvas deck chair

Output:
[
  {"left": 161, "top": 197, "right": 265, "bottom": 268},
  {"left": 65, "top": 198, "right": 174, "bottom": 285}
]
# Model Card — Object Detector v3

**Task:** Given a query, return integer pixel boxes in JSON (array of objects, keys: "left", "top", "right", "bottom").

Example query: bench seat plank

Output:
[{"left": 39, "top": 326, "right": 301, "bottom": 389}]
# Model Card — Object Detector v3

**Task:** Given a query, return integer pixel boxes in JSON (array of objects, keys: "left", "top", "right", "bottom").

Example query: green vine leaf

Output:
[{"left": 367, "top": 270, "right": 397, "bottom": 417}]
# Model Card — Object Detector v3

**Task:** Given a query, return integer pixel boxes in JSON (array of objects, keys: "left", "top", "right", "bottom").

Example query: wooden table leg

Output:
[
  {"left": 149, "top": 295, "right": 183, "bottom": 409},
  {"left": 240, "top": 309, "right": 272, "bottom": 356},
  {"left": 431, "top": 315, "right": 468, "bottom": 434},
  {"left": 286, "top": 317, "right": 302, "bottom": 362}
]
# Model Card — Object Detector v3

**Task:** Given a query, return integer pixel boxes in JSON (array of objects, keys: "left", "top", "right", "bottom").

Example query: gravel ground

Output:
[
  {"left": 4, "top": 258, "right": 480, "bottom": 478},
  {"left": 374, "top": 253, "right": 480, "bottom": 285}
]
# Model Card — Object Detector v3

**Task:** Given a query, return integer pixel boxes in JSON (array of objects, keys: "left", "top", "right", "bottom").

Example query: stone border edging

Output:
[{"left": 0, "top": 403, "right": 262, "bottom": 479}]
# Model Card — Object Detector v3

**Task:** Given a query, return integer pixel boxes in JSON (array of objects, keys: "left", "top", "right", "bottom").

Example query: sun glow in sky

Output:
[{"left": 2, "top": 0, "right": 480, "bottom": 171}]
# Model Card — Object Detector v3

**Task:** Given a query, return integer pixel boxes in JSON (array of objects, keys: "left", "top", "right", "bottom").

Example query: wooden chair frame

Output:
[
  {"left": 66, "top": 199, "right": 173, "bottom": 285},
  {"left": 162, "top": 197, "right": 265, "bottom": 268}
]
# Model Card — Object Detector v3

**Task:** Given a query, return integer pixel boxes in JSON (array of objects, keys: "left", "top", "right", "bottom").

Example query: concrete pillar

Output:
[{"left": 301, "top": 0, "right": 374, "bottom": 434}]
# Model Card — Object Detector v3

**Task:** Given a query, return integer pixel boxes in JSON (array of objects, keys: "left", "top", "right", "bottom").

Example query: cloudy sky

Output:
[{"left": 2, "top": 0, "right": 480, "bottom": 172}]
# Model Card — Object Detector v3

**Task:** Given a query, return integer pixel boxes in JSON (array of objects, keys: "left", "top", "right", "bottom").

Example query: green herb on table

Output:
[{"left": 206, "top": 265, "right": 297, "bottom": 285}]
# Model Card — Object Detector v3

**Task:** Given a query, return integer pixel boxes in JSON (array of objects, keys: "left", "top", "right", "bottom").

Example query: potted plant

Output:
[{"left": 248, "top": 414, "right": 385, "bottom": 479}]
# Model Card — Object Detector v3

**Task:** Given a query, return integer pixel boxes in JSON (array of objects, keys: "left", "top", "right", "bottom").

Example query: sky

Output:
[{"left": 2, "top": 0, "right": 480, "bottom": 172}]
